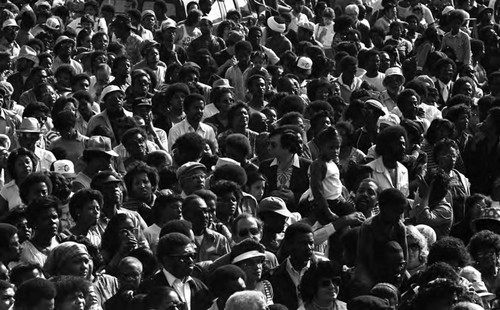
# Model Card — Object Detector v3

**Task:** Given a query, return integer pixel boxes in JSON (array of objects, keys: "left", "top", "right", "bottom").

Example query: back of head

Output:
[
  {"left": 378, "top": 188, "right": 407, "bottom": 212},
  {"left": 157, "top": 232, "right": 192, "bottom": 260},
  {"left": 226, "top": 291, "right": 267, "bottom": 310},
  {"left": 15, "top": 278, "right": 56, "bottom": 309}
]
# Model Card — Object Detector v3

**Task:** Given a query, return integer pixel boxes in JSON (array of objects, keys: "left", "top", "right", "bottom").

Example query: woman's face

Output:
[
  {"left": 79, "top": 199, "right": 100, "bottom": 226},
  {"left": 455, "top": 113, "right": 470, "bottom": 131},
  {"left": 131, "top": 172, "right": 153, "bottom": 202},
  {"left": 249, "top": 180, "right": 265, "bottom": 201},
  {"left": 58, "top": 291, "right": 86, "bottom": 310},
  {"left": 232, "top": 107, "right": 249, "bottom": 130},
  {"left": 26, "top": 182, "right": 49, "bottom": 204},
  {"left": 35, "top": 208, "right": 59, "bottom": 237},
  {"left": 237, "top": 256, "right": 264, "bottom": 283},
  {"left": 316, "top": 277, "right": 340, "bottom": 301},
  {"left": 436, "top": 146, "right": 458, "bottom": 172},
  {"left": 216, "top": 91, "right": 235, "bottom": 113},
  {"left": 216, "top": 191, "right": 238, "bottom": 218},
  {"left": 61, "top": 253, "right": 91, "bottom": 278},
  {"left": 315, "top": 86, "right": 330, "bottom": 101},
  {"left": 315, "top": 116, "right": 332, "bottom": 136},
  {"left": 14, "top": 155, "right": 33, "bottom": 180},
  {"left": 407, "top": 236, "right": 422, "bottom": 270},
  {"left": 459, "top": 81, "right": 474, "bottom": 97}
]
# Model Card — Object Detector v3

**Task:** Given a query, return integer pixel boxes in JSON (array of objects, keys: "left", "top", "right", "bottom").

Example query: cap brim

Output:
[
  {"left": 105, "top": 150, "right": 119, "bottom": 157},
  {"left": 17, "top": 129, "right": 41, "bottom": 133}
]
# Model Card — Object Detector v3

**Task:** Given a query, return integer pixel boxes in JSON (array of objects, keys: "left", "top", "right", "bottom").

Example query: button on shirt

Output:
[
  {"left": 285, "top": 257, "right": 310, "bottom": 307},
  {"left": 168, "top": 119, "right": 217, "bottom": 152},
  {"left": 163, "top": 269, "right": 192, "bottom": 310}
]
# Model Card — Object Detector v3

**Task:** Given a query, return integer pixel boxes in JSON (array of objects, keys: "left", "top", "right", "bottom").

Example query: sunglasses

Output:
[{"left": 170, "top": 253, "right": 196, "bottom": 262}]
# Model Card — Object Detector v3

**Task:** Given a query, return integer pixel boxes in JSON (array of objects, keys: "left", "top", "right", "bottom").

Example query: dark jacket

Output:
[{"left": 139, "top": 270, "right": 213, "bottom": 310}]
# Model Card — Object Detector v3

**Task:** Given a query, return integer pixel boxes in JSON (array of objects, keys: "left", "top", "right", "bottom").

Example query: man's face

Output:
[
  {"left": 163, "top": 201, "right": 182, "bottom": 222},
  {"left": 354, "top": 181, "right": 379, "bottom": 215},
  {"left": 249, "top": 78, "right": 266, "bottom": 97},
  {"left": 0, "top": 288, "right": 14, "bottom": 310},
  {"left": 18, "top": 132, "right": 40, "bottom": 150},
  {"left": 165, "top": 243, "right": 197, "bottom": 278},
  {"left": 439, "top": 64, "right": 455, "bottom": 83},
  {"left": 380, "top": 201, "right": 405, "bottom": 224},
  {"left": 248, "top": 30, "right": 262, "bottom": 47},
  {"left": 180, "top": 169, "right": 206, "bottom": 194},
  {"left": 185, "top": 99, "right": 205, "bottom": 123},
  {"left": 105, "top": 91, "right": 125, "bottom": 114},
  {"left": 199, "top": 19, "right": 211, "bottom": 35},
  {"left": 3, "top": 26, "right": 18, "bottom": 43},
  {"left": 267, "top": 134, "right": 288, "bottom": 159},
  {"left": 124, "top": 133, "right": 147, "bottom": 160},
  {"left": 184, "top": 198, "right": 210, "bottom": 233},
  {"left": 101, "top": 181, "right": 123, "bottom": 206},
  {"left": 290, "top": 232, "right": 314, "bottom": 264},
  {"left": 5, "top": 233, "right": 21, "bottom": 262},
  {"left": 94, "top": 35, "right": 109, "bottom": 51},
  {"left": 234, "top": 217, "right": 261, "bottom": 243},
  {"left": 118, "top": 262, "right": 143, "bottom": 290}
]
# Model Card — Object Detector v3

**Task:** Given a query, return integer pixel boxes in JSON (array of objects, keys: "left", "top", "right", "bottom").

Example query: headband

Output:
[{"left": 232, "top": 250, "right": 266, "bottom": 264}]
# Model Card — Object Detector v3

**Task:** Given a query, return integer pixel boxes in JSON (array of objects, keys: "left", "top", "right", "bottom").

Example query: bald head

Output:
[{"left": 118, "top": 256, "right": 143, "bottom": 273}]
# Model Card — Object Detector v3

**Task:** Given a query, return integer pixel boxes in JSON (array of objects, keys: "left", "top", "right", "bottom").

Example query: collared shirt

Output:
[
  {"left": 86, "top": 109, "right": 133, "bottom": 147},
  {"left": 120, "top": 33, "right": 144, "bottom": 65},
  {"left": 34, "top": 147, "right": 56, "bottom": 172},
  {"left": 0, "top": 37, "right": 20, "bottom": 57},
  {"left": 195, "top": 228, "right": 230, "bottom": 262},
  {"left": 337, "top": 74, "right": 363, "bottom": 103},
  {"left": 441, "top": 29, "right": 471, "bottom": 65},
  {"left": 438, "top": 79, "right": 452, "bottom": 103},
  {"left": 0, "top": 180, "right": 21, "bottom": 211},
  {"left": 163, "top": 269, "right": 192, "bottom": 310},
  {"left": 285, "top": 257, "right": 310, "bottom": 307},
  {"left": 270, "top": 154, "right": 300, "bottom": 190},
  {"left": 52, "top": 57, "right": 84, "bottom": 75},
  {"left": 168, "top": 119, "right": 217, "bottom": 152}
]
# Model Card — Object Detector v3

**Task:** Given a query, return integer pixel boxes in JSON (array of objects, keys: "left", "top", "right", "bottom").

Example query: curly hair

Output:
[
  {"left": 26, "top": 196, "right": 59, "bottom": 229},
  {"left": 426, "top": 119, "right": 455, "bottom": 145},
  {"left": 299, "top": 261, "right": 341, "bottom": 304},
  {"left": 375, "top": 125, "right": 408, "bottom": 157},
  {"left": 468, "top": 230, "right": 500, "bottom": 261},
  {"left": 68, "top": 189, "right": 103, "bottom": 222},
  {"left": 6, "top": 148, "right": 38, "bottom": 180},
  {"left": 19, "top": 172, "right": 52, "bottom": 205},
  {"left": 427, "top": 236, "right": 471, "bottom": 267},
  {"left": 123, "top": 163, "right": 159, "bottom": 196},
  {"left": 406, "top": 225, "right": 429, "bottom": 264}
]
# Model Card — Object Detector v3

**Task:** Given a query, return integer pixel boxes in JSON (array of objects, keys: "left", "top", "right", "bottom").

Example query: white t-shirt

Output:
[{"left": 361, "top": 72, "right": 386, "bottom": 92}]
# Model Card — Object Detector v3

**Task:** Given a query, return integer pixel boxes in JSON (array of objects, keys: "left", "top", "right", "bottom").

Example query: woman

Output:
[
  {"left": 406, "top": 225, "right": 429, "bottom": 276},
  {"left": 205, "top": 87, "right": 236, "bottom": 135},
  {"left": 0, "top": 148, "right": 38, "bottom": 217},
  {"left": 152, "top": 83, "right": 190, "bottom": 134},
  {"left": 101, "top": 213, "right": 147, "bottom": 275},
  {"left": 218, "top": 103, "right": 258, "bottom": 158},
  {"left": 76, "top": 29, "right": 92, "bottom": 50},
  {"left": 175, "top": 9, "right": 202, "bottom": 50},
  {"left": 216, "top": 20, "right": 236, "bottom": 42},
  {"left": 65, "top": 189, "right": 103, "bottom": 248},
  {"left": 20, "top": 196, "right": 61, "bottom": 267},
  {"left": 433, "top": 138, "right": 470, "bottom": 223},
  {"left": 336, "top": 121, "right": 366, "bottom": 175},
  {"left": 414, "top": 26, "right": 441, "bottom": 75},
  {"left": 126, "top": 70, "right": 153, "bottom": 108},
  {"left": 230, "top": 239, "right": 273, "bottom": 305},
  {"left": 444, "top": 104, "right": 471, "bottom": 154},
  {"left": 298, "top": 261, "right": 347, "bottom": 310},
  {"left": 123, "top": 163, "right": 158, "bottom": 225},
  {"left": 51, "top": 275, "right": 91, "bottom": 310},
  {"left": 421, "top": 118, "right": 457, "bottom": 173},
  {"left": 210, "top": 180, "right": 242, "bottom": 236}
]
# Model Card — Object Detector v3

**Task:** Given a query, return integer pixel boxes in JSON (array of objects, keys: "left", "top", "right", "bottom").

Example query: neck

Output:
[
  {"left": 102, "top": 204, "right": 118, "bottom": 218},
  {"left": 71, "top": 222, "right": 92, "bottom": 235},
  {"left": 313, "top": 299, "right": 334, "bottom": 308},
  {"left": 32, "top": 232, "right": 53, "bottom": 247},
  {"left": 277, "top": 153, "right": 294, "bottom": 168},
  {"left": 366, "top": 69, "right": 378, "bottom": 77},
  {"left": 249, "top": 97, "right": 264, "bottom": 107},
  {"left": 290, "top": 255, "right": 307, "bottom": 271},
  {"left": 187, "top": 118, "right": 199, "bottom": 129},
  {"left": 382, "top": 156, "right": 397, "bottom": 169}
]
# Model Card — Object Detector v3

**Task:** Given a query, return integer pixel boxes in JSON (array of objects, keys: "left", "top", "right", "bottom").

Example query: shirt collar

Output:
[
  {"left": 183, "top": 119, "right": 206, "bottom": 133},
  {"left": 270, "top": 154, "right": 300, "bottom": 168},
  {"left": 163, "top": 268, "right": 192, "bottom": 285},
  {"left": 285, "top": 256, "right": 310, "bottom": 274}
]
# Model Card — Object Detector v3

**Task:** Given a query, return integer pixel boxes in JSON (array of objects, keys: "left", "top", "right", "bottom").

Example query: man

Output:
[
  {"left": 16, "top": 117, "right": 56, "bottom": 172},
  {"left": 86, "top": 85, "right": 133, "bottom": 147},
  {"left": 259, "top": 126, "right": 311, "bottom": 207},
  {"left": 208, "top": 265, "right": 246, "bottom": 310},
  {"left": 140, "top": 232, "right": 213, "bottom": 310},
  {"left": 0, "top": 223, "right": 21, "bottom": 267},
  {"left": 354, "top": 178, "right": 381, "bottom": 218},
  {"left": 355, "top": 188, "right": 408, "bottom": 294},
  {"left": 110, "top": 15, "right": 143, "bottom": 65},
  {"left": 167, "top": 94, "right": 217, "bottom": 152},
  {"left": 177, "top": 162, "right": 207, "bottom": 197},
  {"left": 247, "top": 27, "right": 279, "bottom": 65},
  {"left": 225, "top": 291, "right": 267, "bottom": 310},
  {"left": 0, "top": 280, "right": 14, "bottom": 310},
  {"left": 266, "top": 16, "right": 292, "bottom": 58},
  {"left": 0, "top": 86, "right": 21, "bottom": 147},
  {"left": 182, "top": 194, "right": 230, "bottom": 262},
  {"left": 345, "top": 4, "right": 371, "bottom": 47},
  {"left": 187, "top": 18, "right": 225, "bottom": 61},
  {"left": 143, "top": 287, "right": 185, "bottom": 310},
  {"left": 289, "top": 0, "right": 309, "bottom": 33},
  {"left": 52, "top": 36, "right": 83, "bottom": 74},
  {"left": 269, "top": 222, "right": 319, "bottom": 310},
  {"left": 246, "top": 75, "right": 268, "bottom": 113},
  {"left": 0, "top": 19, "right": 20, "bottom": 58},
  {"left": 215, "top": 31, "right": 244, "bottom": 77},
  {"left": 378, "top": 67, "right": 405, "bottom": 114},
  {"left": 258, "top": 197, "right": 293, "bottom": 254},
  {"left": 109, "top": 56, "right": 132, "bottom": 92},
  {"left": 141, "top": 10, "right": 157, "bottom": 32},
  {"left": 106, "top": 257, "right": 144, "bottom": 310},
  {"left": 128, "top": 9, "right": 154, "bottom": 41},
  {"left": 158, "top": 19, "right": 188, "bottom": 66},
  {"left": 133, "top": 41, "right": 167, "bottom": 86},
  {"left": 14, "top": 278, "right": 56, "bottom": 310},
  {"left": 7, "top": 45, "right": 38, "bottom": 102},
  {"left": 297, "top": 21, "right": 323, "bottom": 47},
  {"left": 131, "top": 97, "right": 167, "bottom": 150}
]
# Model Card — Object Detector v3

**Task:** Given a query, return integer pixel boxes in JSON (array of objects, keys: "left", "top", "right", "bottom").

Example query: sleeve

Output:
[
  {"left": 414, "top": 203, "right": 453, "bottom": 228},
  {"left": 464, "top": 34, "right": 472, "bottom": 65},
  {"left": 415, "top": 43, "right": 432, "bottom": 71},
  {"left": 167, "top": 125, "right": 180, "bottom": 152}
]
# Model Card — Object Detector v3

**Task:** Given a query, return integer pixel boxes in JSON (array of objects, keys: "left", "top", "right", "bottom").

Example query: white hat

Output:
[
  {"left": 297, "top": 20, "right": 315, "bottom": 32},
  {"left": 442, "top": 5, "right": 454, "bottom": 15},
  {"left": 44, "top": 17, "right": 61, "bottom": 31},
  {"left": 296, "top": 56, "right": 312, "bottom": 70},
  {"left": 366, "top": 99, "right": 388, "bottom": 115},
  {"left": 267, "top": 16, "right": 286, "bottom": 33},
  {"left": 211, "top": 157, "right": 240, "bottom": 171},
  {"left": 160, "top": 19, "right": 177, "bottom": 31},
  {"left": 384, "top": 67, "right": 405, "bottom": 84},
  {"left": 2, "top": 19, "right": 18, "bottom": 30},
  {"left": 101, "top": 85, "right": 124, "bottom": 102},
  {"left": 52, "top": 159, "right": 76, "bottom": 178},
  {"left": 377, "top": 113, "right": 400, "bottom": 128}
]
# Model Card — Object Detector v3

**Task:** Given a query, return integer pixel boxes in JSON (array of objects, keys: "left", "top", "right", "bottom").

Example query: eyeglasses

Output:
[
  {"left": 238, "top": 227, "right": 260, "bottom": 237},
  {"left": 170, "top": 253, "right": 196, "bottom": 263}
]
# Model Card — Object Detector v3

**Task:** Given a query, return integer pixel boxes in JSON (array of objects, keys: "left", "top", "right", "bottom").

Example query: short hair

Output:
[
  {"left": 143, "top": 287, "right": 176, "bottom": 309},
  {"left": 172, "top": 133, "right": 205, "bottom": 164},
  {"left": 231, "top": 213, "right": 263, "bottom": 236},
  {"left": 14, "top": 278, "right": 56, "bottom": 308},
  {"left": 210, "top": 180, "right": 242, "bottom": 201},
  {"left": 52, "top": 96, "right": 79, "bottom": 118},
  {"left": 72, "top": 90, "right": 92, "bottom": 103},
  {"left": 339, "top": 55, "right": 357, "bottom": 71},
  {"left": 209, "top": 265, "right": 247, "bottom": 297},
  {"left": 277, "top": 95, "right": 305, "bottom": 117},
  {"left": 19, "top": 172, "right": 52, "bottom": 205},
  {"left": 334, "top": 15, "right": 354, "bottom": 33},
  {"left": 183, "top": 93, "right": 205, "bottom": 111},
  {"left": 378, "top": 188, "right": 407, "bottom": 213},
  {"left": 159, "top": 219, "right": 193, "bottom": 239},
  {"left": 52, "top": 276, "right": 90, "bottom": 307},
  {"left": 375, "top": 125, "right": 407, "bottom": 157},
  {"left": 427, "top": 236, "right": 471, "bottom": 267},
  {"left": 316, "top": 126, "right": 340, "bottom": 146},
  {"left": 227, "top": 103, "right": 250, "bottom": 124},
  {"left": 370, "top": 283, "right": 400, "bottom": 305},
  {"left": 432, "top": 138, "right": 459, "bottom": 163},
  {"left": 447, "top": 94, "right": 473, "bottom": 108},
  {"left": 299, "top": 261, "right": 341, "bottom": 303},
  {"left": 0, "top": 223, "right": 17, "bottom": 250},
  {"left": 23, "top": 100, "right": 50, "bottom": 117},
  {"left": 426, "top": 119, "right": 455, "bottom": 144},
  {"left": 225, "top": 133, "right": 251, "bottom": 157},
  {"left": 53, "top": 110, "right": 77, "bottom": 131},
  {"left": 436, "top": 58, "right": 457, "bottom": 74},
  {"left": 468, "top": 230, "right": 500, "bottom": 260},
  {"left": 397, "top": 88, "right": 421, "bottom": 109},
  {"left": 234, "top": 40, "right": 253, "bottom": 55},
  {"left": 26, "top": 196, "right": 59, "bottom": 228},
  {"left": 55, "top": 64, "right": 76, "bottom": 79},
  {"left": 68, "top": 189, "right": 103, "bottom": 222},
  {"left": 152, "top": 192, "right": 183, "bottom": 220},
  {"left": 124, "top": 163, "right": 159, "bottom": 194},
  {"left": 211, "top": 87, "right": 233, "bottom": 105},
  {"left": 226, "top": 291, "right": 267, "bottom": 310},
  {"left": 283, "top": 222, "right": 313, "bottom": 245},
  {"left": 157, "top": 232, "right": 193, "bottom": 260},
  {"left": 7, "top": 147, "right": 38, "bottom": 180},
  {"left": 269, "top": 126, "right": 302, "bottom": 154}
]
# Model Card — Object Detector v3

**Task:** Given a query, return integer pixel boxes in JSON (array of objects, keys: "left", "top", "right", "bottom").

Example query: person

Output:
[
  {"left": 143, "top": 286, "right": 184, "bottom": 310},
  {"left": 361, "top": 49, "right": 385, "bottom": 92},
  {"left": 181, "top": 194, "right": 230, "bottom": 262},
  {"left": 20, "top": 197, "right": 60, "bottom": 267},
  {"left": 225, "top": 291, "right": 267, "bottom": 310},
  {"left": 110, "top": 15, "right": 143, "bottom": 65},
  {"left": 204, "top": 85, "right": 236, "bottom": 136},
  {"left": 266, "top": 16, "right": 292, "bottom": 58},
  {"left": 0, "top": 280, "right": 14, "bottom": 310},
  {"left": 269, "top": 222, "right": 318, "bottom": 310},
  {"left": 130, "top": 97, "right": 168, "bottom": 150},
  {"left": 14, "top": 278, "right": 56, "bottom": 310},
  {"left": 231, "top": 239, "right": 274, "bottom": 305},
  {"left": 49, "top": 110, "right": 89, "bottom": 166},
  {"left": 0, "top": 147, "right": 37, "bottom": 216},
  {"left": 52, "top": 36, "right": 83, "bottom": 75},
  {"left": 186, "top": 18, "right": 225, "bottom": 61},
  {"left": 52, "top": 275, "right": 91, "bottom": 310},
  {"left": 467, "top": 230, "right": 500, "bottom": 293},
  {"left": 225, "top": 40, "right": 253, "bottom": 101},
  {"left": 66, "top": 189, "right": 103, "bottom": 248},
  {"left": 246, "top": 27, "right": 279, "bottom": 65},
  {"left": 16, "top": 117, "right": 56, "bottom": 172},
  {"left": 123, "top": 163, "right": 159, "bottom": 224},
  {"left": 366, "top": 125, "right": 409, "bottom": 197},
  {"left": 18, "top": 172, "right": 52, "bottom": 207},
  {"left": 298, "top": 261, "right": 347, "bottom": 310},
  {"left": 0, "top": 223, "right": 21, "bottom": 267},
  {"left": 175, "top": 10, "right": 202, "bottom": 50},
  {"left": 353, "top": 178, "right": 380, "bottom": 218},
  {"left": 218, "top": 104, "right": 258, "bottom": 158},
  {"left": 105, "top": 257, "right": 143, "bottom": 310},
  {"left": 139, "top": 232, "right": 212, "bottom": 310},
  {"left": 177, "top": 162, "right": 207, "bottom": 197},
  {"left": 258, "top": 197, "right": 292, "bottom": 254},
  {"left": 167, "top": 93, "right": 217, "bottom": 152},
  {"left": 355, "top": 188, "right": 408, "bottom": 294},
  {"left": 208, "top": 265, "right": 247, "bottom": 310},
  {"left": 259, "top": 126, "right": 311, "bottom": 208},
  {"left": 8, "top": 45, "right": 38, "bottom": 102},
  {"left": 441, "top": 10, "right": 471, "bottom": 68},
  {"left": 406, "top": 225, "right": 429, "bottom": 276}
]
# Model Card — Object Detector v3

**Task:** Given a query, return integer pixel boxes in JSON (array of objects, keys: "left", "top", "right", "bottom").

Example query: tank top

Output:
[
  {"left": 322, "top": 160, "right": 343, "bottom": 200},
  {"left": 177, "top": 24, "right": 201, "bottom": 50}
]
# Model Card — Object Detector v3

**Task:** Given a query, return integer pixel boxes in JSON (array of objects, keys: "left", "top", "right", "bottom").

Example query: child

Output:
[
  {"left": 243, "top": 51, "right": 271, "bottom": 87},
  {"left": 441, "top": 9, "right": 471, "bottom": 69},
  {"left": 245, "top": 171, "right": 266, "bottom": 202},
  {"left": 385, "top": 21, "right": 413, "bottom": 60},
  {"left": 314, "top": 8, "right": 335, "bottom": 58},
  {"left": 225, "top": 40, "right": 253, "bottom": 101},
  {"left": 309, "top": 126, "right": 355, "bottom": 224}
]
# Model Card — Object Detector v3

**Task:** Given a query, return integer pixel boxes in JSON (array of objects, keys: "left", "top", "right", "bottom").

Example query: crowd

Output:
[{"left": 0, "top": 0, "right": 500, "bottom": 309}]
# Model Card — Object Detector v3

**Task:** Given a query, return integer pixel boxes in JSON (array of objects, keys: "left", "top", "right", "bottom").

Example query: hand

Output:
[
  {"left": 225, "top": 57, "right": 237, "bottom": 68},
  {"left": 345, "top": 212, "right": 365, "bottom": 226}
]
